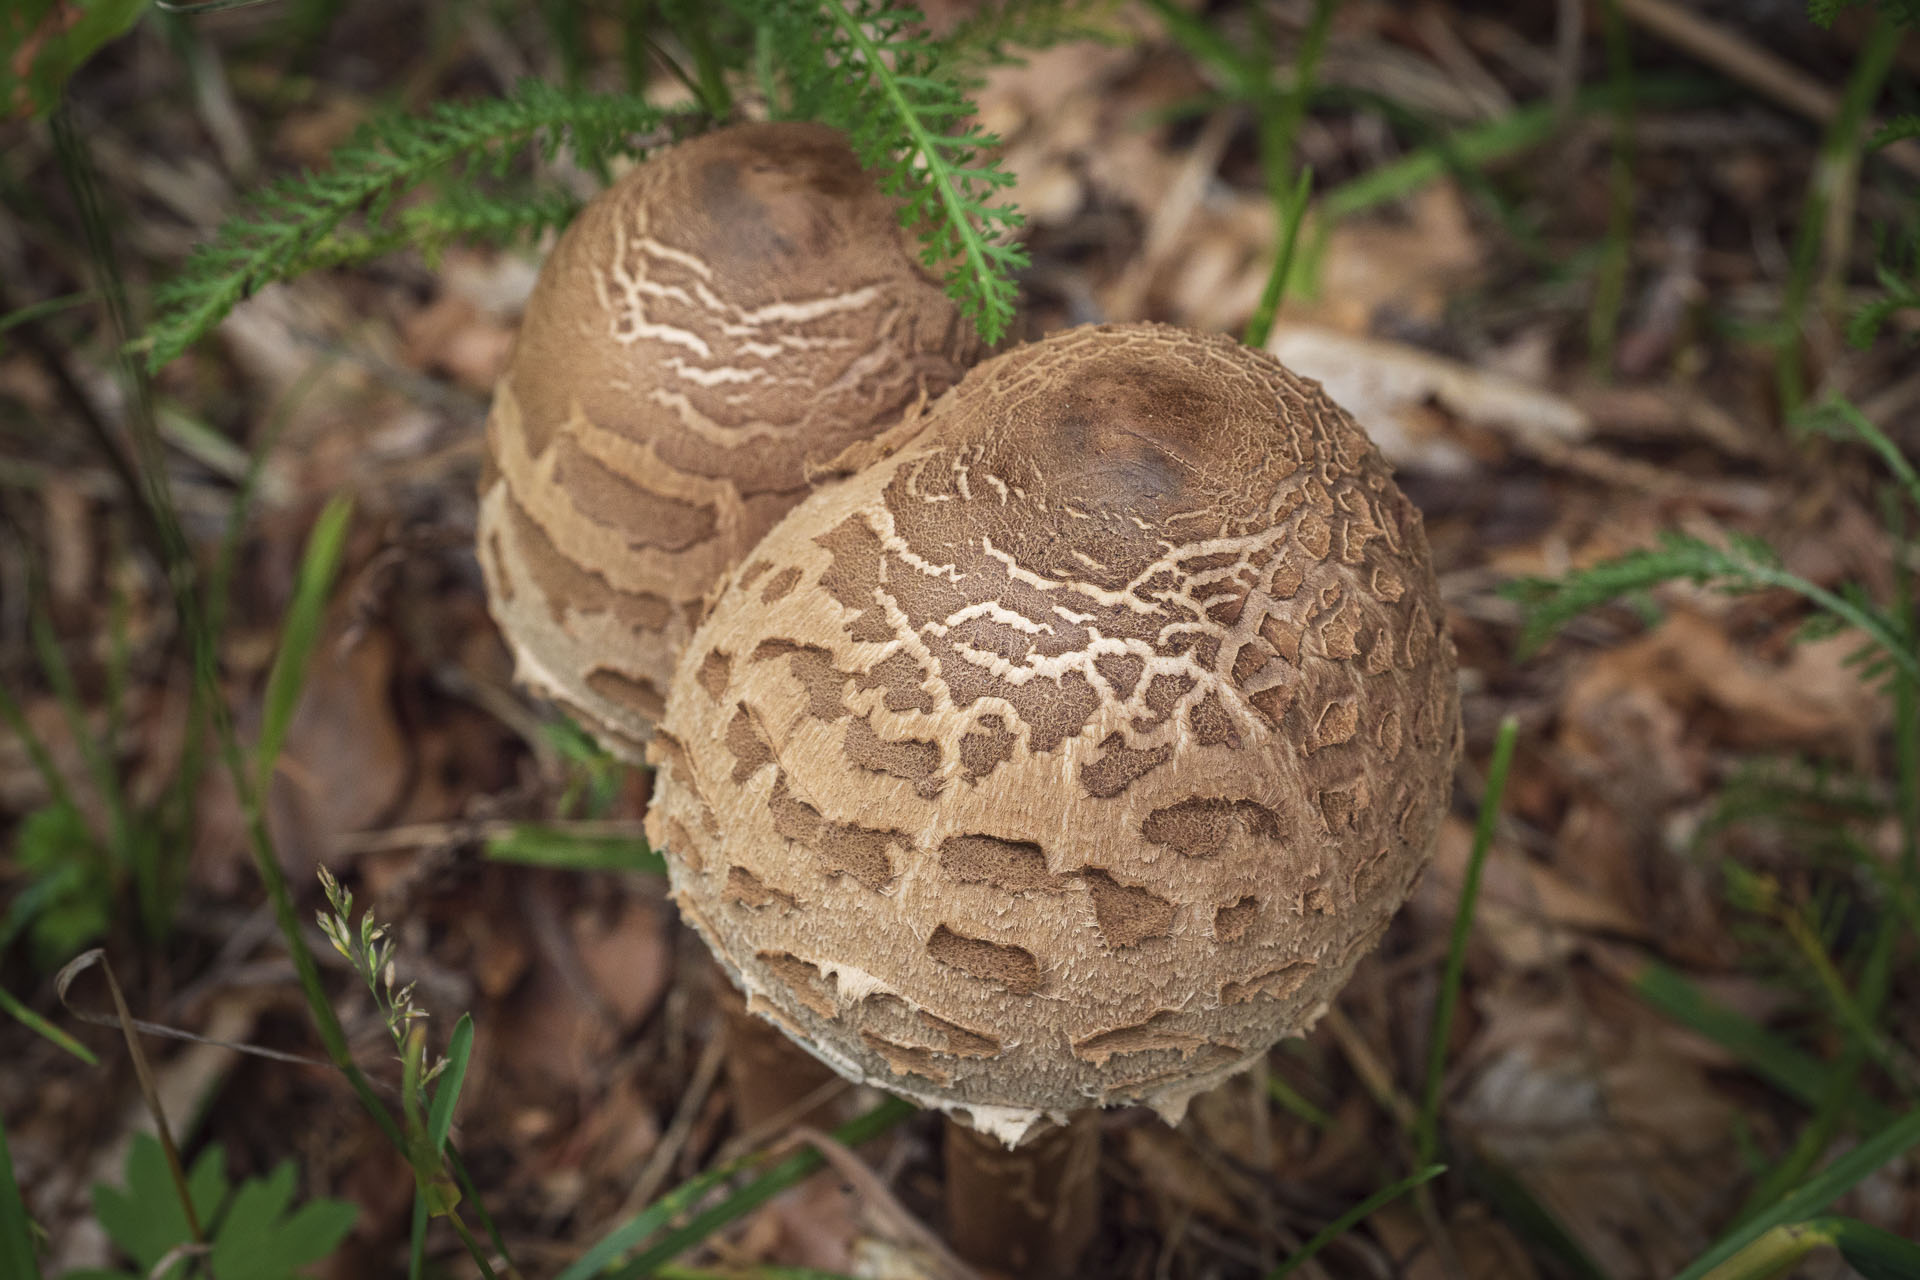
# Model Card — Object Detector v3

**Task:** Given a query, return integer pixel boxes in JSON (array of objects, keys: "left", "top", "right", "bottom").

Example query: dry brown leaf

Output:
[
  {"left": 1568, "top": 608, "right": 1885, "bottom": 762},
  {"left": 1120, "top": 1124, "right": 1245, "bottom": 1225},
  {"left": 399, "top": 293, "right": 516, "bottom": 393},
  {"left": 488, "top": 944, "right": 610, "bottom": 1100},
  {"left": 41, "top": 478, "right": 92, "bottom": 615},
  {"left": 1289, "top": 183, "right": 1485, "bottom": 333},
  {"left": 1418, "top": 816, "right": 1648, "bottom": 970},
  {"left": 1370, "top": 1200, "right": 1540, "bottom": 1280},
  {"left": 572, "top": 896, "right": 672, "bottom": 1030},
  {"left": 268, "top": 623, "right": 410, "bottom": 877},
  {"left": 1454, "top": 990, "right": 1738, "bottom": 1277},
  {"left": 1266, "top": 323, "right": 1589, "bottom": 475},
  {"left": 731, "top": 1171, "right": 864, "bottom": 1274}
]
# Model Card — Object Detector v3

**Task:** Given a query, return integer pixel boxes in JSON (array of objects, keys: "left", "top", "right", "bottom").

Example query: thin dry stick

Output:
[
  {"left": 780, "top": 1127, "right": 981, "bottom": 1280},
  {"left": 1553, "top": 0, "right": 1584, "bottom": 113},
  {"left": 1616, "top": 0, "right": 1920, "bottom": 177},
  {"left": 335, "top": 817, "right": 652, "bottom": 856},
  {"left": 56, "top": 951, "right": 204, "bottom": 1244},
  {"left": 1249, "top": 1064, "right": 1277, "bottom": 1276},
  {"left": 1322, "top": 1006, "right": 1417, "bottom": 1133},
  {"left": 625, "top": 1032, "right": 729, "bottom": 1212},
  {"left": 713, "top": 1075, "right": 853, "bottom": 1167}
]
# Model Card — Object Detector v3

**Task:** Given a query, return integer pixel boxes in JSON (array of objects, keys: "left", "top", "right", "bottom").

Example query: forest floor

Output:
[{"left": 3, "top": 2, "right": 1918, "bottom": 1278}]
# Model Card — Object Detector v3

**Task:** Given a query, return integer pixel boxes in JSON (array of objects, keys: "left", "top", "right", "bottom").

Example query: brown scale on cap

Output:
[
  {"left": 645, "top": 323, "right": 1461, "bottom": 1142},
  {"left": 477, "top": 122, "right": 980, "bottom": 759}
]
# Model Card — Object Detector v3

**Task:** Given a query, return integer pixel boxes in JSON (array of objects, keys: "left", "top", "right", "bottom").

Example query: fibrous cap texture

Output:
[
  {"left": 645, "top": 323, "right": 1462, "bottom": 1145},
  {"left": 477, "top": 122, "right": 980, "bottom": 760}
]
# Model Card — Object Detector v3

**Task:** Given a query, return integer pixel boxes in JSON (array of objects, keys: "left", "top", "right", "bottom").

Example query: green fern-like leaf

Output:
[
  {"left": 1848, "top": 229, "right": 1920, "bottom": 349},
  {"left": 935, "top": 0, "right": 1126, "bottom": 72},
  {"left": 740, "top": 0, "right": 1027, "bottom": 341},
  {"left": 1871, "top": 114, "right": 1920, "bottom": 149},
  {"left": 1504, "top": 531, "right": 1918, "bottom": 682},
  {"left": 1792, "top": 397, "right": 1920, "bottom": 514},
  {"left": 295, "top": 185, "right": 586, "bottom": 276},
  {"left": 1809, "top": 0, "right": 1920, "bottom": 27},
  {"left": 146, "top": 82, "right": 695, "bottom": 370},
  {"left": 1505, "top": 531, "right": 1778, "bottom": 653}
]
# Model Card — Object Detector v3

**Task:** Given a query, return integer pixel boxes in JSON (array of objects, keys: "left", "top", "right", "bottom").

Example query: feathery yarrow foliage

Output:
[
  {"left": 1849, "top": 221, "right": 1920, "bottom": 349},
  {"left": 147, "top": 2, "right": 1050, "bottom": 367},
  {"left": 1508, "top": 370, "right": 1920, "bottom": 689},
  {"left": 934, "top": 0, "right": 1127, "bottom": 73},
  {"left": 1505, "top": 528, "right": 1918, "bottom": 687},
  {"left": 1808, "top": 0, "right": 1920, "bottom": 27},
  {"left": 145, "top": 82, "right": 691, "bottom": 371},
  {"left": 1872, "top": 115, "right": 1920, "bottom": 149},
  {"left": 740, "top": 0, "right": 1028, "bottom": 340}
]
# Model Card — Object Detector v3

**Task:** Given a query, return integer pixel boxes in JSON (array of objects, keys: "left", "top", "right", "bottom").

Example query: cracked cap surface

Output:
[
  {"left": 477, "top": 122, "right": 980, "bottom": 759},
  {"left": 645, "top": 322, "right": 1462, "bottom": 1142}
]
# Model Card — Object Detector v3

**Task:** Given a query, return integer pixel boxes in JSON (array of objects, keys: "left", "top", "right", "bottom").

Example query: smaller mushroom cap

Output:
[
  {"left": 478, "top": 122, "right": 980, "bottom": 760},
  {"left": 646, "top": 323, "right": 1461, "bottom": 1144}
]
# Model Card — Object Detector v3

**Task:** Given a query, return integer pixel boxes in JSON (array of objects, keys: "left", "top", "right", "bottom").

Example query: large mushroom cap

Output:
[
  {"left": 646, "top": 323, "right": 1461, "bottom": 1142},
  {"left": 478, "top": 122, "right": 980, "bottom": 759}
]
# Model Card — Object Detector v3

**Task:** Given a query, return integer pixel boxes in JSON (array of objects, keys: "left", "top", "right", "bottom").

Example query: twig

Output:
[
  {"left": 778, "top": 1127, "right": 981, "bottom": 1280},
  {"left": 1615, "top": 0, "right": 1920, "bottom": 177},
  {"left": 625, "top": 1032, "right": 728, "bottom": 1212},
  {"left": 55, "top": 951, "right": 204, "bottom": 1245},
  {"left": 1322, "top": 1006, "right": 1417, "bottom": 1132},
  {"left": 333, "top": 817, "right": 651, "bottom": 856}
]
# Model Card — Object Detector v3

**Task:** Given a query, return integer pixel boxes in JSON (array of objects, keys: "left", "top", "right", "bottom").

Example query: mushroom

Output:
[
  {"left": 477, "top": 121, "right": 981, "bottom": 761},
  {"left": 644, "top": 322, "right": 1461, "bottom": 1269}
]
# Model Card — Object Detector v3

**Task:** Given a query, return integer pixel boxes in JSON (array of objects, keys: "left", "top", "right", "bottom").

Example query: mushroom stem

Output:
[
  {"left": 943, "top": 1113, "right": 1101, "bottom": 1279},
  {"left": 710, "top": 970, "right": 844, "bottom": 1135}
]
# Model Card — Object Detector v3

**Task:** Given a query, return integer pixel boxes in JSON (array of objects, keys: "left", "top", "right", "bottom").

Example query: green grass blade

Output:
[
  {"left": 1243, "top": 165, "right": 1314, "bottom": 350},
  {"left": 0, "top": 681, "right": 78, "bottom": 823},
  {"left": 1766, "top": 8, "right": 1904, "bottom": 410},
  {"left": 1633, "top": 962, "right": 1889, "bottom": 1128},
  {"left": 209, "top": 359, "right": 339, "bottom": 642},
  {"left": 409, "top": 1192, "right": 429, "bottom": 1280},
  {"left": 0, "top": 289, "right": 96, "bottom": 339},
  {"left": 254, "top": 494, "right": 353, "bottom": 796},
  {"left": 1417, "top": 715, "right": 1518, "bottom": 1166},
  {"left": 1318, "top": 76, "right": 1723, "bottom": 224},
  {"left": 1587, "top": 0, "right": 1636, "bottom": 374},
  {"left": 1461, "top": 1147, "right": 1612, "bottom": 1280},
  {"left": 1242, "top": 0, "right": 1334, "bottom": 349},
  {"left": 655, "top": 1268, "right": 862, "bottom": 1279},
  {"left": 1674, "top": 1106, "right": 1920, "bottom": 1280},
  {"left": 0, "top": 1115, "right": 41, "bottom": 1280},
  {"left": 1700, "top": 1218, "right": 1839, "bottom": 1280},
  {"left": 1830, "top": 1216, "right": 1920, "bottom": 1279},
  {"left": 1794, "top": 397, "right": 1920, "bottom": 520},
  {"left": 0, "top": 984, "right": 98, "bottom": 1066},
  {"left": 1267, "top": 1164, "right": 1446, "bottom": 1279},
  {"left": 1699, "top": 1216, "right": 1920, "bottom": 1280},
  {"left": 562, "top": 1097, "right": 913, "bottom": 1280},
  {"left": 29, "top": 607, "right": 127, "bottom": 872},
  {"left": 1266, "top": 1070, "right": 1333, "bottom": 1130},
  {"left": 485, "top": 825, "right": 665, "bottom": 874},
  {"left": 557, "top": 1162, "right": 742, "bottom": 1280},
  {"left": 429, "top": 1014, "right": 475, "bottom": 1155},
  {"left": 1136, "top": 0, "right": 1257, "bottom": 95},
  {"left": 445, "top": 1143, "right": 513, "bottom": 1266},
  {"left": 1773, "top": 11, "right": 1901, "bottom": 411}
]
